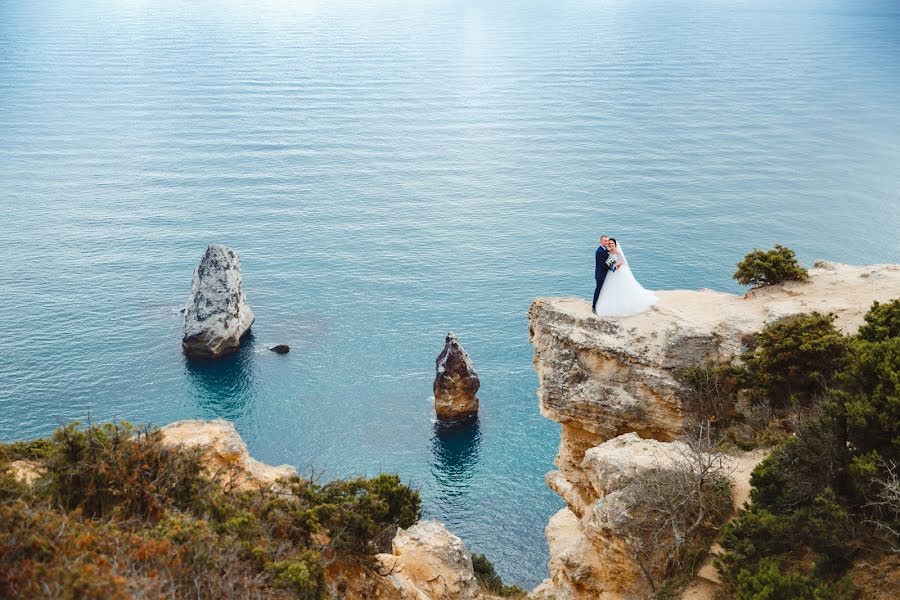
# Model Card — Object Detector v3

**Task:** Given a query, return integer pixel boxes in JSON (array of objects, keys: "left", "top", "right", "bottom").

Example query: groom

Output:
[{"left": 592, "top": 235, "right": 610, "bottom": 314}]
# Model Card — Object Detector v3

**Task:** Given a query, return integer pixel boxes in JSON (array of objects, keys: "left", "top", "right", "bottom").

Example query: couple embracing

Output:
[{"left": 592, "top": 235, "right": 658, "bottom": 316}]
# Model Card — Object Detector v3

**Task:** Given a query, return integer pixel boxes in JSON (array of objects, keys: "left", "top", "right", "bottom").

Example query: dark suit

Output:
[{"left": 592, "top": 245, "right": 610, "bottom": 312}]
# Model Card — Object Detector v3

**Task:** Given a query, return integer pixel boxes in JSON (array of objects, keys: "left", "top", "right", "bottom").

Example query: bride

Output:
[{"left": 594, "top": 238, "right": 658, "bottom": 316}]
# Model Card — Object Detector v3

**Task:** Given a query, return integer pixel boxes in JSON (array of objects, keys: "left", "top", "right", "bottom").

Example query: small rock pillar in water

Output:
[
  {"left": 434, "top": 332, "right": 480, "bottom": 422},
  {"left": 182, "top": 245, "right": 255, "bottom": 358}
]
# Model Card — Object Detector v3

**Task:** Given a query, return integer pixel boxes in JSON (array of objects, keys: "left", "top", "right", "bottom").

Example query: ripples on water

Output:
[{"left": 1, "top": 0, "right": 899, "bottom": 586}]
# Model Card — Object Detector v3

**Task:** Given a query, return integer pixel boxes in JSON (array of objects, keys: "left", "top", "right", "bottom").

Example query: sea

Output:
[{"left": 1, "top": 0, "right": 898, "bottom": 587}]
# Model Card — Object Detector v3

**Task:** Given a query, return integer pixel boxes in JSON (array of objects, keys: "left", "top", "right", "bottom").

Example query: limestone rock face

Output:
[
  {"left": 434, "top": 332, "right": 480, "bottom": 421},
  {"left": 182, "top": 245, "right": 255, "bottom": 358},
  {"left": 160, "top": 419, "right": 295, "bottom": 490},
  {"left": 377, "top": 520, "right": 484, "bottom": 600},
  {"left": 541, "top": 434, "right": 698, "bottom": 600},
  {"left": 529, "top": 262, "right": 900, "bottom": 449},
  {"left": 528, "top": 262, "right": 900, "bottom": 600},
  {"left": 159, "top": 421, "right": 482, "bottom": 600}
]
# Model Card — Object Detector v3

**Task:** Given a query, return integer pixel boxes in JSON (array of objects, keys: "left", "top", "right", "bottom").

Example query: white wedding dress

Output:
[{"left": 594, "top": 246, "right": 658, "bottom": 316}]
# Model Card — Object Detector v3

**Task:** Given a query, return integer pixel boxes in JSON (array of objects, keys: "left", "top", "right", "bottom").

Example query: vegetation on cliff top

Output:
[
  {"left": 0, "top": 422, "right": 421, "bottom": 599},
  {"left": 732, "top": 244, "right": 809, "bottom": 288},
  {"left": 712, "top": 298, "right": 900, "bottom": 599}
]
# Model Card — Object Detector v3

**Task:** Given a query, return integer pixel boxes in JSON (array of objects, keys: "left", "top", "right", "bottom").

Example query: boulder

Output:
[
  {"left": 182, "top": 245, "right": 255, "bottom": 358},
  {"left": 270, "top": 344, "right": 290, "bottom": 354},
  {"left": 160, "top": 419, "right": 295, "bottom": 490},
  {"left": 377, "top": 520, "right": 484, "bottom": 600},
  {"left": 434, "top": 332, "right": 480, "bottom": 421}
]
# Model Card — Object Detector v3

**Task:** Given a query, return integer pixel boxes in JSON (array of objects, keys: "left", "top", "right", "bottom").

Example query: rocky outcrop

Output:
[
  {"left": 377, "top": 520, "right": 485, "bottom": 600},
  {"left": 540, "top": 434, "right": 704, "bottom": 600},
  {"left": 182, "top": 245, "right": 255, "bottom": 358},
  {"left": 528, "top": 262, "right": 900, "bottom": 600},
  {"left": 434, "top": 332, "right": 480, "bottom": 421},
  {"left": 161, "top": 419, "right": 296, "bottom": 490},
  {"left": 161, "top": 420, "right": 484, "bottom": 600}
]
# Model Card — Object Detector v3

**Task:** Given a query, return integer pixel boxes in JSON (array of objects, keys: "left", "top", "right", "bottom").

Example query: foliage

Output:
[
  {"left": 838, "top": 337, "right": 900, "bottom": 466},
  {"left": 680, "top": 360, "right": 746, "bottom": 424},
  {"left": 715, "top": 298, "right": 900, "bottom": 598},
  {"left": 743, "top": 312, "right": 849, "bottom": 407},
  {"left": 857, "top": 298, "right": 900, "bottom": 342},
  {"left": 0, "top": 437, "right": 53, "bottom": 462},
  {"left": 471, "top": 553, "right": 528, "bottom": 597},
  {"left": 733, "top": 244, "right": 808, "bottom": 288},
  {"left": 730, "top": 559, "right": 856, "bottom": 600},
  {"left": 38, "top": 422, "right": 212, "bottom": 520},
  {"left": 0, "top": 421, "right": 421, "bottom": 600},
  {"left": 623, "top": 434, "right": 734, "bottom": 596}
]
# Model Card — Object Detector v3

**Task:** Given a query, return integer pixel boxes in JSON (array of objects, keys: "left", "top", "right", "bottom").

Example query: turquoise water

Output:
[{"left": 2, "top": 0, "right": 899, "bottom": 586}]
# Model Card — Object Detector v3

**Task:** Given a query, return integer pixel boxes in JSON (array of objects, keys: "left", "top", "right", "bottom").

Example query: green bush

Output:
[
  {"left": 730, "top": 559, "right": 856, "bottom": 600},
  {"left": 744, "top": 313, "right": 849, "bottom": 407},
  {"left": 471, "top": 553, "right": 527, "bottom": 597},
  {"left": 733, "top": 245, "right": 808, "bottom": 288},
  {"left": 38, "top": 422, "right": 212, "bottom": 520},
  {"left": 0, "top": 421, "right": 422, "bottom": 600},
  {"left": 715, "top": 298, "right": 900, "bottom": 598},
  {"left": 839, "top": 337, "right": 900, "bottom": 465},
  {"left": 0, "top": 437, "right": 53, "bottom": 462},
  {"left": 680, "top": 360, "right": 746, "bottom": 424},
  {"left": 858, "top": 298, "right": 900, "bottom": 342},
  {"left": 748, "top": 419, "right": 845, "bottom": 512}
]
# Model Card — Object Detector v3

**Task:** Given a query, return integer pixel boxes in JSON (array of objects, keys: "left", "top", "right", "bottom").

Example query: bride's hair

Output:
[{"left": 608, "top": 237, "right": 617, "bottom": 246}]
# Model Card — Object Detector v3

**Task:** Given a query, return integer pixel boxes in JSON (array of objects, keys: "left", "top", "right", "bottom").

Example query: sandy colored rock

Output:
[
  {"left": 529, "top": 262, "right": 900, "bottom": 600},
  {"left": 528, "top": 262, "right": 900, "bottom": 444},
  {"left": 8, "top": 459, "right": 43, "bottom": 486},
  {"left": 160, "top": 419, "right": 295, "bottom": 490},
  {"left": 539, "top": 434, "right": 717, "bottom": 600},
  {"left": 182, "top": 244, "right": 255, "bottom": 358},
  {"left": 434, "top": 332, "right": 480, "bottom": 421},
  {"left": 377, "top": 520, "right": 484, "bottom": 600}
]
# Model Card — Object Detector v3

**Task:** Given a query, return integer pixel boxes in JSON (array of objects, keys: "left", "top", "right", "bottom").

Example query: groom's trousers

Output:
[{"left": 592, "top": 274, "right": 607, "bottom": 311}]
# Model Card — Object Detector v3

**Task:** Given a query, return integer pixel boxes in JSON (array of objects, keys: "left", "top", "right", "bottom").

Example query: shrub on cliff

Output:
[
  {"left": 623, "top": 435, "right": 734, "bottom": 596},
  {"left": 471, "top": 553, "right": 528, "bottom": 597},
  {"left": 680, "top": 360, "right": 746, "bottom": 423},
  {"left": 40, "top": 422, "right": 212, "bottom": 520},
  {"left": 733, "top": 244, "right": 808, "bottom": 288},
  {"left": 716, "top": 299, "right": 900, "bottom": 598},
  {"left": 0, "top": 421, "right": 421, "bottom": 600},
  {"left": 743, "top": 312, "right": 849, "bottom": 407},
  {"left": 857, "top": 298, "right": 900, "bottom": 342}
]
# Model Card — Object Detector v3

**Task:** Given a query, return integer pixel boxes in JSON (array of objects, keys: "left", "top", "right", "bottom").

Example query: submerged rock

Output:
[
  {"left": 434, "top": 332, "right": 480, "bottom": 422},
  {"left": 182, "top": 245, "right": 255, "bottom": 358},
  {"left": 270, "top": 344, "right": 290, "bottom": 354}
]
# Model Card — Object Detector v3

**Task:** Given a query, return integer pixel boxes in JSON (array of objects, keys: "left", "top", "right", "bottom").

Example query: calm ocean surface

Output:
[{"left": 1, "top": 0, "right": 899, "bottom": 586}]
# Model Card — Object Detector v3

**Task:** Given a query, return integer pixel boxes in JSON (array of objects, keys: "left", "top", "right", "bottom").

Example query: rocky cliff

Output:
[
  {"left": 528, "top": 261, "right": 900, "bottom": 600},
  {"left": 160, "top": 419, "right": 488, "bottom": 600}
]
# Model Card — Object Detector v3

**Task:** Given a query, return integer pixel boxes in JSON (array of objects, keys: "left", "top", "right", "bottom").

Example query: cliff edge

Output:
[{"left": 528, "top": 261, "right": 900, "bottom": 600}]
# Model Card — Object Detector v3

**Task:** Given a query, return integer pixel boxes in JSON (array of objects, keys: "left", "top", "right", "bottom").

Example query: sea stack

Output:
[
  {"left": 434, "top": 332, "right": 480, "bottom": 422},
  {"left": 182, "top": 245, "right": 255, "bottom": 358}
]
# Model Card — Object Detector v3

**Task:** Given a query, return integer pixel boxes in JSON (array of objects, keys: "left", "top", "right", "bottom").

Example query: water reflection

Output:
[
  {"left": 184, "top": 333, "right": 257, "bottom": 420},
  {"left": 430, "top": 418, "right": 481, "bottom": 508}
]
